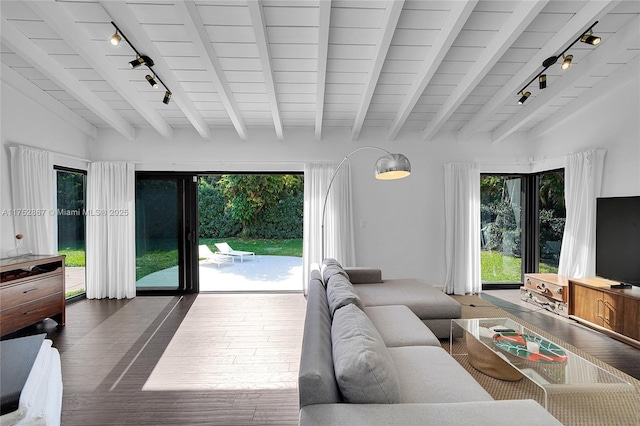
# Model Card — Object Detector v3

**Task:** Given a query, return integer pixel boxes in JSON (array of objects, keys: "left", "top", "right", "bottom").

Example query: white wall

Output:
[
  {"left": 3, "top": 72, "right": 638, "bottom": 286},
  {"left": 1, "top": 83, "right": 91, "bottom": 254}
]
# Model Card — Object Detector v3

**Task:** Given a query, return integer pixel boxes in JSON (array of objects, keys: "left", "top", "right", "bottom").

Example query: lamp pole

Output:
[{"left": 321, "top": 146, "right": 410, "bottom": 260}]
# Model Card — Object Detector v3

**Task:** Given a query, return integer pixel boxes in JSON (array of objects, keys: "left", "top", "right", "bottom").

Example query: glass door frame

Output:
[{"left": 135, "top": 172, "right": 199, "bottom": 295}]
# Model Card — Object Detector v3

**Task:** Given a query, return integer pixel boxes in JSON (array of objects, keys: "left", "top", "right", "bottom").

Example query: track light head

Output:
[
  {"left": 518, "top": 91, "right": 531, "bottom": 105},
  {"left": 129, "top": 55, "right": 154, "bottom": 69},
  {"left": 163, "top": 91, "right": 172, "bottom": 105},
  {"left": 110, "top": 30, "right": 121, "bottom": 46},
  {"left": 561, "top": 54, "right": 573, "bottom": 70},
  {"left": 146, "top": 75, "right": 159, "bottom": 89},
  {"left": 581, "top": 30, "right": 601, "bottom": 46},
  {"left": 539, "top": 74, "right": 547, "bottom": 89}
]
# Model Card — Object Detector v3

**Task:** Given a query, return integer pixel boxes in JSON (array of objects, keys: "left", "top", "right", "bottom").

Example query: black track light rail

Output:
[
  {"left": 517, "top": 21, "right": 598, "bottom": 96},
  {"left": 110, "top": 21, "right": 171, "bottom": 102}
]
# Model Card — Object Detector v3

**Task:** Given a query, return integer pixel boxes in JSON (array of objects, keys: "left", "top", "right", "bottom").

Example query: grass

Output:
[
  {"left": 58, "top": 247, "right": 86, "bottom": 267},
  {"left": 481, "top": 250, "right": 558, "bottom": 283}
]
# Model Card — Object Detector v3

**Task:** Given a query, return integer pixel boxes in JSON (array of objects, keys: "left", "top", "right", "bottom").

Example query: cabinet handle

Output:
[
  {"left": 22, "top": 288, "right": 38, "bottom": 294},
  {"left": 596, "top": 298, "right": 605, "bottom": 320},
  {"left": 23, "top": 309, "right": 38, "bottom": 315}
]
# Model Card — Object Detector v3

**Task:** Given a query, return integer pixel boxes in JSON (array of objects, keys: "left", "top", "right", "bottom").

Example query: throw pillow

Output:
[
  {"left": 321, "top": 258, "right": 349, "bottom": 283},
  {"left": 331, "top": 304, "right": 401, "bottom": 404},
  {"left": 326, "top": 274, "right": 363, "bottom": 317}
]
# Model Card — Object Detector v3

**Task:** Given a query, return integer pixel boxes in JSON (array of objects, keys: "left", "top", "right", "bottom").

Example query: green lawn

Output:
[
  {"left": 58, "top": 247, "right": 85, "bottom": 267},
  {"left": 481, "top": 250, "right": 558, "bottom": 283}
]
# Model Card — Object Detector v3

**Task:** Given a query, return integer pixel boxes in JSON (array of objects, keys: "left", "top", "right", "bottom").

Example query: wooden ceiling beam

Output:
[
  {"left": 387, "top": 0, "right": 477, "bottom": 141},
  {"left": 315, "top": 0, "right": 331, "bottom": 140},
  {"left": 422, "top": 1, "right": 547, "bottom": 141},
  {"left": 351, "top": 0, "right": 404, "bottom": 141},
  {"left": 1, "top": 17, "right": 135, "bottom": 140},
  {"left": 179, "top": 0, "right": 248, "bottom": 141},
  {"left": 247, "top": 0, "right": 283, "bottom": 140}
]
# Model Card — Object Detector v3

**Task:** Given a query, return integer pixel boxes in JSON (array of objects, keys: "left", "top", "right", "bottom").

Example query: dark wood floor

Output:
[{"left": 6, "top": 290, "right": 640, "bottom": 425}]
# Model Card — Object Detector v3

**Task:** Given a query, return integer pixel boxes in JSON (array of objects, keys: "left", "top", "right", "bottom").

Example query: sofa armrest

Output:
[
  {"left": 300, "top": 400, "right": 562, "bottom": 426},
  {"left": 343, "top": 267, "right": 382, "bottom": 284}
]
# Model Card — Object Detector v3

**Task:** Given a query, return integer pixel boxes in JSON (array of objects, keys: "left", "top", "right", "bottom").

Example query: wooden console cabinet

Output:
[
  {"left": 569, "top": 277, "right": 640, "bottom": 349},
  {"left": 0, "top": 254, "right": 66, "bottom": 337}
]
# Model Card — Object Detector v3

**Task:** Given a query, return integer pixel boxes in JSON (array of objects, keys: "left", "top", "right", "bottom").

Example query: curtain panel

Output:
[
  {"left": 558, "top": 148, "right": 606, "bottom": 278},
  {"left": 444, "top": 162, "right": 481, "bottom": 295},
  {"left": 9, "top": 145, "right": 55, "bottom": 255},
  {"left": 86, "top": 162, "right": 136, "bottom": 299},
  {"left": 302, "top": 162, "right": 355, "bottom": 294}
]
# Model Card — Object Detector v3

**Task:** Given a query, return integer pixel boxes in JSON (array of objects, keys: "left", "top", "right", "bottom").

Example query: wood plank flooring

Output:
[
  {"left": 12, "top": 289, "right": 640, "bottom": 425},
  {"left": 44, "top": 293, "right": 306, "bottom": 425}
]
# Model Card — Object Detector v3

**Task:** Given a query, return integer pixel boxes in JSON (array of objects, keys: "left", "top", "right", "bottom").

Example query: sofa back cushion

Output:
[
  {"left": 298, "top": 278, "right": 342, "bottom": 407},
  {"left": 326, "top": 274, "right": 364, "bottom": 317},
  {"left": 331, "top": 304, "right": 401, "bottom": 404},
  {"left": 321, "top": 258, "right": 350, "bottom": 284}
]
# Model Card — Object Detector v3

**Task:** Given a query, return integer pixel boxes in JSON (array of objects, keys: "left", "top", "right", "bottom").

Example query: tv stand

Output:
[{"left": 569, "top": 277, "right": 640, "bottom": 349}]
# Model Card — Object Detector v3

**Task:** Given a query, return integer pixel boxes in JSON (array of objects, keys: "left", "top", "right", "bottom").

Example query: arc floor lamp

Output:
[{"left": 321, "top": 147, "right": 411, "bottom": 260}]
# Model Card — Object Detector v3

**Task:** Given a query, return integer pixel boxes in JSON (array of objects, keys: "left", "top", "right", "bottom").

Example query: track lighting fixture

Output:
[
  {"left": 539, "top": 74, "right": 547, "bottom": 89},
  {"left": 516, "top": 21, "right": 601, "bottom": 104},
  {"left": 109, "top": 22, "right": 171, "bottom": 105},
  {"left": 561, "top": 54, "right": 573, "bottom": 70},
  {"left": 581, "top": 29, "right": 601, "bottom": 46},
  {"left": 518, "top": 91, "right": 531, "bottom": 105},
  {"left": 146, "top": 75, "right": 159, "bottom": 89},
  {"left": 110, "top": 30, "right": 121, "bottom": 47}
]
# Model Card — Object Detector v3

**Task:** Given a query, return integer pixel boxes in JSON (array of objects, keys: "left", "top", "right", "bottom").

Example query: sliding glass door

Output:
[{"left": 135, "top": 174, "right": 198, "bottom": 293}]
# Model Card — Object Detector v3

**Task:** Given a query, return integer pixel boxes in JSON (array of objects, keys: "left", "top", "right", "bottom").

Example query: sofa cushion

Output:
[
  {"left": 326, "top": 274, "right": 363, "bottom": 317},
  {"left": 321, "top": 258, "right": 350, "bottom": 284},
  {"left": 363, "top": 305, "right": 440, "bottom": 347},
  {"left": 331, "top": 304, "right": 400, "bottom": 404},
  {"left": 298, "top": 279, "right": 342, "bottom": 407},
  {"left": 387, "top": 346, "right": 493, "bottom": 403},
  {"left": 344, "top": 267, "right": 382, "bottom": 284}
]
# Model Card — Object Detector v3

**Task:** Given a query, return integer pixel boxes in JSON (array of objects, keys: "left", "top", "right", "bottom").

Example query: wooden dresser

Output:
[
  {"left": 521, "top": 273, "right": 569, "bottom": 317},
  {"left": 0, "top": 255, "right": 66, "bottom": 337},
  {"left": 569, "top": 277, "right": 640, "bottom": 349}
]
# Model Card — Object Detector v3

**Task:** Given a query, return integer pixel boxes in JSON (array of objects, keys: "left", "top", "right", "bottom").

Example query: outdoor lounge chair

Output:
[
  {"left": 214, "top": 242, "right": 255, "bottom": 262},
  {"left": 199, "top": 244, "right": 234, "bottom": 267}
]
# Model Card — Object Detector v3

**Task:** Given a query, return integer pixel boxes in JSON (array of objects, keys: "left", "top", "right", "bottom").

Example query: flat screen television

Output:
[{"left": 595, "top": 196, "right": 640, "bottom": 286}]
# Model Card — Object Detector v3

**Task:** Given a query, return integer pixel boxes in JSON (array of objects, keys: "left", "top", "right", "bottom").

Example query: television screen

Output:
[{"left": 596, "top": 196, "right": 640, "bottom": 286}]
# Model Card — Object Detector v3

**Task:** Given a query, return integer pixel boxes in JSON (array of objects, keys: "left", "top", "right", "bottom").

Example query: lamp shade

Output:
[{"left": 374, "top": 153, "right": 411, "bottom": 180}]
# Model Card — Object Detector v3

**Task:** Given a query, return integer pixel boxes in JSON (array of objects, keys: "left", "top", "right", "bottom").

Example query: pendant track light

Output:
[
  {"left": 518, "top": 91, "right": 531, "bottom": 105},
  {"left": 516, "top": 21, "right": 601, "bottom": 104},
  {"left": 110, "top": 30, "right": 121, "bottom": 47},
  {"left": 581, "top": 29, "right": 601, "bottom": 46},
  {"left": 539, "top": 74, "right": 547, "bottom": 89},
  {"left": 109, "top": 22, "right": 171, "bottom": 105},
  {"left": 146, "top": 75, "right": 159, "bottom": 89}
]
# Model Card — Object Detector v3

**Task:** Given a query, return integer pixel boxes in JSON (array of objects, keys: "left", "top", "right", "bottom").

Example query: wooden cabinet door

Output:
[
  {"left": 622, "top": 296, "right": 640, "bottom": 340},
  {"left": 571, "top": 284, "right": 602, "bottom": 325},
  {"left": 601, "top": 292, "right": 624, "bottom": 331}
]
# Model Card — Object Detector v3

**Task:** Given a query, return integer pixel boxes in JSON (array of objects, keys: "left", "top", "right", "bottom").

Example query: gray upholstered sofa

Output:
[{"left": 298, "top": 260, "right": 561, "bottom": 425}]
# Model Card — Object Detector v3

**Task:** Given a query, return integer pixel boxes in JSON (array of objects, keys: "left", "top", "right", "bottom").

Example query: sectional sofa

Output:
[{"left": 298, "top": 260, "right": 561, "bottom": 425}]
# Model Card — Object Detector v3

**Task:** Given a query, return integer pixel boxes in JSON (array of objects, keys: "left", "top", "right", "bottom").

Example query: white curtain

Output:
[
  {"left": 9, "top": 145, "right": 55, "bottom": 255},
  {"left": 444, "top": 162, "right": 481, "bottom": 295},
  {"left": 558, "top": 148, "right": 606, "bottom": 278},
  {"left": 302, "top": 162, "right": 355, "bottom": 294},
  {"left": 86, "top": 162, "right": 136, "bottom": 299}
]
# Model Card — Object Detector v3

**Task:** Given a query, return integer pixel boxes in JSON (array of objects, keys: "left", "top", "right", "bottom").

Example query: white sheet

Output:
[{"left": 0, "top": 339, "right": 63, "bottom": 426}]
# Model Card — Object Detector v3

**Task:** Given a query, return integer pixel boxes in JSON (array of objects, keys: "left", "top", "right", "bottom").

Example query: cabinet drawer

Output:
[
  {"left": 524, "top": 274, "right": 567, "bottom": 303},
  {"left": 0, "top": 274, "right": 62, "bottom": 311},
  {"left": 0, "top": 294, "right": 63, "bottom": 336}
]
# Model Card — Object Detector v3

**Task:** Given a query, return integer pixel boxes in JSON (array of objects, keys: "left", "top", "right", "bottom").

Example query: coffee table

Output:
[{"left": 450, "top": 318, "right": 636, "bottom": 410}]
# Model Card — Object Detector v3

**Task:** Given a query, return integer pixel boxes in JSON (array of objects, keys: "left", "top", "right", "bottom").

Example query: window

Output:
[
  {"left": 480, "top": 170, "right": 565, "bottom": 287},
  {"left": 55, "top": 167, "right": 86, "bottom": 298}
]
